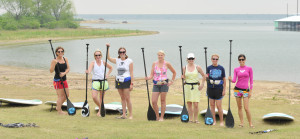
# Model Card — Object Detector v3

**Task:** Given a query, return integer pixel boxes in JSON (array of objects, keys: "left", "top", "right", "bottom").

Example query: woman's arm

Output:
[
  {"left": 197, "top": 65, "right": 206, "bottom": 90},
  {"left": 129, "top": 62, "right": 134, "bottom": 91},
  {"left": 166, "top": 62, "right": 176, "bottom": 86},
  {"left": 145, "top": 62, "right": 155, "bottom": 80},
  {"left": 86, "top": 61, "right": 94, "bottom": 74},
  {"left": 106, "top": 43, "right": 116, "bottom": 64},
  {"left": 105, "top": 62, "right": 113, "bottom": 77},
  {"left": 50, "top": 59, "right": 57, "bottom": 73}
]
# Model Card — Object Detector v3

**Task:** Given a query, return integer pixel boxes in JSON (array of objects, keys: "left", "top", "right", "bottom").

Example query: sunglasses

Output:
[
  {"left": 238, "top": 59, "right": 245, "bottom": 61},
  {"left": 57, "top": 51, "right": 64, "bottom": 53},
  {"left": 188, "top": 58, "right": 195, "bottom": 60},
  {"left": 95, "top": 54, "right": 101, "bottom": 57},
  {"left": 119, "top": 51, "right": 126, "bottom": 54},
  {"left": 212, "top": 58, "right": 218, "bottom": 61}
]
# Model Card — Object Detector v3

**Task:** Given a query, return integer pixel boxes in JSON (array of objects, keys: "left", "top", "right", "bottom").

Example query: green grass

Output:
[
  {"left": 0, "top": 28, "right": 158, "bottom": 46},
  {"left": 0, "top": 84, "right": 299, "bottom": 139}
]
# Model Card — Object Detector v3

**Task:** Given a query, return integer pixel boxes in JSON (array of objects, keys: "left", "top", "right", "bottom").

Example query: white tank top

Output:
[
  {"left": 116, "top": 58, "right": 132, "bottom": 81},
  {"left": 92, "top": 60, "right": 105, "bottom": 80}
]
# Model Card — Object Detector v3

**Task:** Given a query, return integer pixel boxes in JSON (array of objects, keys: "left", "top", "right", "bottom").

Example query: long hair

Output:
[{"left": 118, "top": 47, "right": 128, "bottom": 59}]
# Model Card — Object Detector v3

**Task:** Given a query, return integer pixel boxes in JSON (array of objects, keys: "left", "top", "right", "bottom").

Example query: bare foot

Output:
[
  {"left": 250, "top": 125, "right": 255, "bottom": 128},
  {"left": 128, "top": 116, "right": 133, "bottom": 119},
  {"left": 212, "top": 122, "right": 216, "bottom": 125},
  {"left": 58, "top": 111, "right": 67, "bottom": 115},
  {"left": 220, "top": 122, "right": 224, "bottom": 126},
  {"left": 96, "top": 111, "right": 101, "bottom": 117},
  {"left": 159, "top": 118, "right": 164, "bottom": 121}
]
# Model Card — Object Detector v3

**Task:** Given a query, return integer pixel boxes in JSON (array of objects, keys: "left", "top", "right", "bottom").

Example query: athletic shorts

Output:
[
  {"left": 115, "top": 80, "right": 131, "bottom": 89},
  {"left": 53, "top": 80, "right": 68, "bottom": 89},
  {"left": 152, "top": 84, "right": 169, "bottom": 92},
  {"left": 234, "top": 86, "right": 249, "bottom": 98},
  {"left": 92, "top": 80, "right": 109, "bottom": 91},
  {"left": 207, "top": 87, "right": 223, "bottom": 100}
]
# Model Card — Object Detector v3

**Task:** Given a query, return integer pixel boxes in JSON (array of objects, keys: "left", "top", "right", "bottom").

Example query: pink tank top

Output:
[{"left": 153, "top": 61, "right": 168, "bottom": 81}]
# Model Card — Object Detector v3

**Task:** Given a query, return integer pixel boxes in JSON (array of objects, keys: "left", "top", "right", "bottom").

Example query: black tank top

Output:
[{"left": 54, "top": 57, "right": 67, "bottom": 81}]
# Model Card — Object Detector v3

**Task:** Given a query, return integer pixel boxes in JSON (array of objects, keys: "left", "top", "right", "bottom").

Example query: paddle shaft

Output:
[
  {"left": 178, "top": 46, "right": 186, "bottom": 104},
  {"left": 229, "top": 40, "right": 232, "bottom": 108},
  {"left": 48, "top": 40, "right": 69, "bottom": 100},
  {"left": 204, "top": 47, "right": 209, "bottom": 107},
  {"left": 100, "top": 44, "right": 109, "bottom": 117},
  {"left": 86, "top": 44, "right": 89, "bottom": 101},
  {"left": 141, "top": 48, "right": 151, "bottom": 104}
]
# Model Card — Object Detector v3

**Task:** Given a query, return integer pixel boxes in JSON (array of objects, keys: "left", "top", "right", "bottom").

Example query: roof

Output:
[{"left": 275, "top": 16, "right": 300, "bottom": 22}]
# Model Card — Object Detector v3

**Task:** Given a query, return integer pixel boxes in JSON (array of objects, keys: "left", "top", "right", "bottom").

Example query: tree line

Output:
[{"left": 0, "top": 0, "right": 79, "bottom": 30}]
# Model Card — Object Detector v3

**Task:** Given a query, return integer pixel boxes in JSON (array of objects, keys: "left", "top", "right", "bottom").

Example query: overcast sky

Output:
[{"left": 72, "top": 0, "right": 299, "bottom": 14}]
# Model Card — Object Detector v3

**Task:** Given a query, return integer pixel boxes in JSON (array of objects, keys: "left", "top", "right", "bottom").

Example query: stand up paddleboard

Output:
[
  {"left": 0, "top": 98, "right": 42, "bottom": 106},
  {"left": 263, "top": 113, "right": 294, "bottom": 121},
  {"left": 200, "top": 109, "right": 228, "bottom": 116},
  {"left": 45, "top": 101, "right": 84, "bottom": 112},
  {"left": 95, "top": 102, "right": 126, "bottom": 114},
  {"left": 159, "top": 104, "right": 183, "bottom": 115}
]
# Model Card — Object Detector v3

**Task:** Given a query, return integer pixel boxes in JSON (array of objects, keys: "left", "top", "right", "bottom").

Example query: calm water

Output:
[{"left": 1, "top": 14, "right": 299, "bottom": 83}]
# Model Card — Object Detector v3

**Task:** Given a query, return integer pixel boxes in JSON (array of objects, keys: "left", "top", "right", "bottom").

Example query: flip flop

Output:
[{"left": 116, "top": 116, "right": 127, "bottom": 119}]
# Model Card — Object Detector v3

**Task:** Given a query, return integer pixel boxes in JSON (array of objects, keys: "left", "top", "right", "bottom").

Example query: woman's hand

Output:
[
  {"left": 228, "top": 76, "right": 232, "bottom": 81},
  {"left": 248, "top": 90, "right": 252, "bottom": 98},
  {"left": 167, "top": 80, "right": 174, "bottom": 86},
  {"left": 59, "top": 72, "right": 66, "bottom": 77},
  {"left": 129, "top": 84, "right": 133, "bottom": 91},
  {"left": 198, "top": 84, "right": 204, "bottom": 91}
]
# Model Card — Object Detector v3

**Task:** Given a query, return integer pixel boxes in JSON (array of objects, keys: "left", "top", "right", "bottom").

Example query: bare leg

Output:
[
  {"left": 216, "top": 99, "right": 224, "bottom": 126},
  {"left": 193, "top": 102, "right": 199, "bottom": 123},
  {"left": 159, "top": 92, "right": 167, "bottom": 121},
  {"left": 91, "top": 90, "right": 101, "bottom": 116},
  {"left": 187, "top": 102, "right": 193, "bottom": 122},
  {"left": 118, "top": 89, "right": 127, "bottom": 118},
  {"left": 209, "top": 99, "right": 216, "bottom": 125},
  {"left": 123, "top": 88, "right": 133, "bottom": 119},
  {"left": 243, "top": 97, "right": 254, "bottom": 128},
  {"left": 236, "top": 97, "right": 244, "bottom": 127},
  {"left": 152, "top": 92, "right": 160, "bottom": 120},
  {"left": 56, "top": 89, "right": 67, "bottom": 115}
]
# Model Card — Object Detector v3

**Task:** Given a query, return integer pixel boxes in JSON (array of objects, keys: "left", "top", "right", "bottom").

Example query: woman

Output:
[
  {"left": 182, "top": 53, "right": 205, "bottom": 123},
  {"left": 106, "top": 43, "right": 133, "bottom": 119},
  {"left": 50, "top": 46, "right": 70, "bottom": 115},
  {"left": 206, "top": 54, "right": 226, "bottom": 126},
  {"left": 86, "top": 49, "right": 113, "bottom": 117},
  {"left": 228, "top": 54, "right": 254, "bottom": 128},
  {"left": 145, "top": 50, "right": 176, "bottom": 121}
]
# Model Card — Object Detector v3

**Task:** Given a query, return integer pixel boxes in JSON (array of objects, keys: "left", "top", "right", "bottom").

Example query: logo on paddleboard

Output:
[
  {"left": 205, "top": 117, "right": 213, "bottom": 125},
  {"left": 68, "top": 107, "right": 76, "bottom": 115},
  {"left": 81, "top": 103, "right": 90, "bottom": 117}
]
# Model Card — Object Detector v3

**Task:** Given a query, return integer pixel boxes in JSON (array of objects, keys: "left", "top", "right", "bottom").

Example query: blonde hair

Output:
[
  {"left": 211, "top": 54, "right": 219, "bottom": 59},
  {"left": 94, "top": 49, "right": 102, "bottom": 60},
  {"left": 157, "top": 50, "right": 165, "bottom": 55}
]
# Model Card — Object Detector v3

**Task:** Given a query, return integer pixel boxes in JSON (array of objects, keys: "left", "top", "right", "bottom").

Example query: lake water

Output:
[{"left": 1, "top": 14, "right": 299, "bottom": 83}]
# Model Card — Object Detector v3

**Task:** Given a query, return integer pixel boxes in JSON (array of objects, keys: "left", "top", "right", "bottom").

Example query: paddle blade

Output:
[
  {"left": 147, "top": 105, "right": 156, "bottom": 121},
  {"left": 66, "top": 99, "right": 76, "bottom": 116},
  {"left": 81, "top": 100, "right": 90, "bottom": 117},
  {"left": 204, "top": 106, "right": 214, "bottom": 125},
  {"left": 225, "top": 108, "right": 235, "bottom": 128},
  {"left": 181, "top": 105, "right": 189, "bottom": 122},
  {"left": 100, "top": 100, "right": 106, "bottom": 117}
]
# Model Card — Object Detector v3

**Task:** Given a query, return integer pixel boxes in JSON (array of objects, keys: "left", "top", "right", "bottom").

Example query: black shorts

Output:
[
  {"left": 207, "top": 88, "right": 223, "bottom": 100},
  {"left": 115, "top": 80, "right": 131, "bottom": 89}
]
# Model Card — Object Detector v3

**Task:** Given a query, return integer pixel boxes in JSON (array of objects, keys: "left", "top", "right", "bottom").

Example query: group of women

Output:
[{"left": 49, "top": 44, "right": 254, "bottom": 128}]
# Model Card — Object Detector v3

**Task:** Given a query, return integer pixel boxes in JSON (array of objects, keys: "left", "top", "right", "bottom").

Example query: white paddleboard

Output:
[
  {"left": 200, "top": 109, "right": 228, "bottom": 116},
  {"left": 159, "top": 104, "right": 183, "bottom": 115},
  {"left": 45, "top": 101, "right": 84, "bottom": 108},
  {"left": 263, "top": 113, "right": 294, "bottom": 121},
  {"left": 95, "top": 102, "right": 125, "bottom": 112},
  {"left": 0, "top": 98, "right": 42, "bottom": 105}
]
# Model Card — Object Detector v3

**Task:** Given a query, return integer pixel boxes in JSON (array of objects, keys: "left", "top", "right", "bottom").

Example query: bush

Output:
[
  {"left": 4, "top": 23, "right": 18, "bottom": 30},
  {"left": 18, "top": 18, "right": 40, "bottom": 29},
  {"left": 43, "top": 20, "right": 79, "bottom": 29}
]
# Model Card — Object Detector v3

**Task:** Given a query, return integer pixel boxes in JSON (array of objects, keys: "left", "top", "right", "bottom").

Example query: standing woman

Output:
[
  {"left": 49, "top": 46, "right": 70, "bottom": 115},
  {"left": 86, "top": 49, "right": 113, "bottom": 117},
  {"left": 206, "top": 54, "right": 226, "bottom": 126},
  {"left": 182, "top": 53, "right": 206, "bottom": 123},
  {"left": 228, "top": 54, "right": 254, "bottom": 128},
  {"left": 106, "top": 43, "right": 133, "bottom": 119},
  {"left": 145, "top": 50, "right": 176, "bottom": 121}
]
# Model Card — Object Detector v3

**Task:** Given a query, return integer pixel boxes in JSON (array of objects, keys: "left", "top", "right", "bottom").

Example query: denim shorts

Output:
[{"left": 152, "top": 84, "right": 169, "bottom": 92}]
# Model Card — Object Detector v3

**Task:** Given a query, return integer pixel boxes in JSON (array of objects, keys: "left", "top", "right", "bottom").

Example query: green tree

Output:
[
  {"left": 0, "top": 0, "right": 33, "bottom": 20},
  {"left": 48, "top": 0, "right": 74, "bottom": 21}
]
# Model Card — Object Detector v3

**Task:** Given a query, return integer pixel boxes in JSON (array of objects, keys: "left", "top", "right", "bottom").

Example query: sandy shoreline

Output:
[{"left": 0, "top": 65, "right": 299, "bottom": 104}]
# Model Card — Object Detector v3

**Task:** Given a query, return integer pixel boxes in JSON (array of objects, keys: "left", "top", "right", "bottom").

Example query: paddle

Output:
[
  {"left": 81, "top": 43, "right": 90, "bottom": 117},
  {"left": 204, "top": 47, "right": 213, "bottom": 125},
  {"left": 48, "top": 40, "right": 76, "bottom": 116},
  {"left": 226, "top": 40, "right": 235, "bottom": 128},
  {"left": 179, "top": 46, "right": 189, "bottom": 123},
  {"left": 141, "top": 48, "right": 156, "bottom": 121},
  {"left": 100, "top": 44, "right": 109, "bottom": 117}
]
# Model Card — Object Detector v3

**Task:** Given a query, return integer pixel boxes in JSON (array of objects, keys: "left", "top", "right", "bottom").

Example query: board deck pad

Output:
[
  {"left": 0, "top": 98, "right": 42, "bottom": 105},
  {"left": 159, "top": 104, "right": 183, "bottom": 115},
  {"left": 263, "top": 113, "right": 294, "bottom": 121},
  {"left": 45, "top": 101, "right": 83, "bottom": 108},
  {"left": 200, "top": 109, "right": 228, "bottom": 116}
]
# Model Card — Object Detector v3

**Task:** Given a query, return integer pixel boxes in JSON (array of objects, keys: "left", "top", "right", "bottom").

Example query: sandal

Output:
[{"left": 116, "top": 116, "right": 127, "bottom": 119}]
